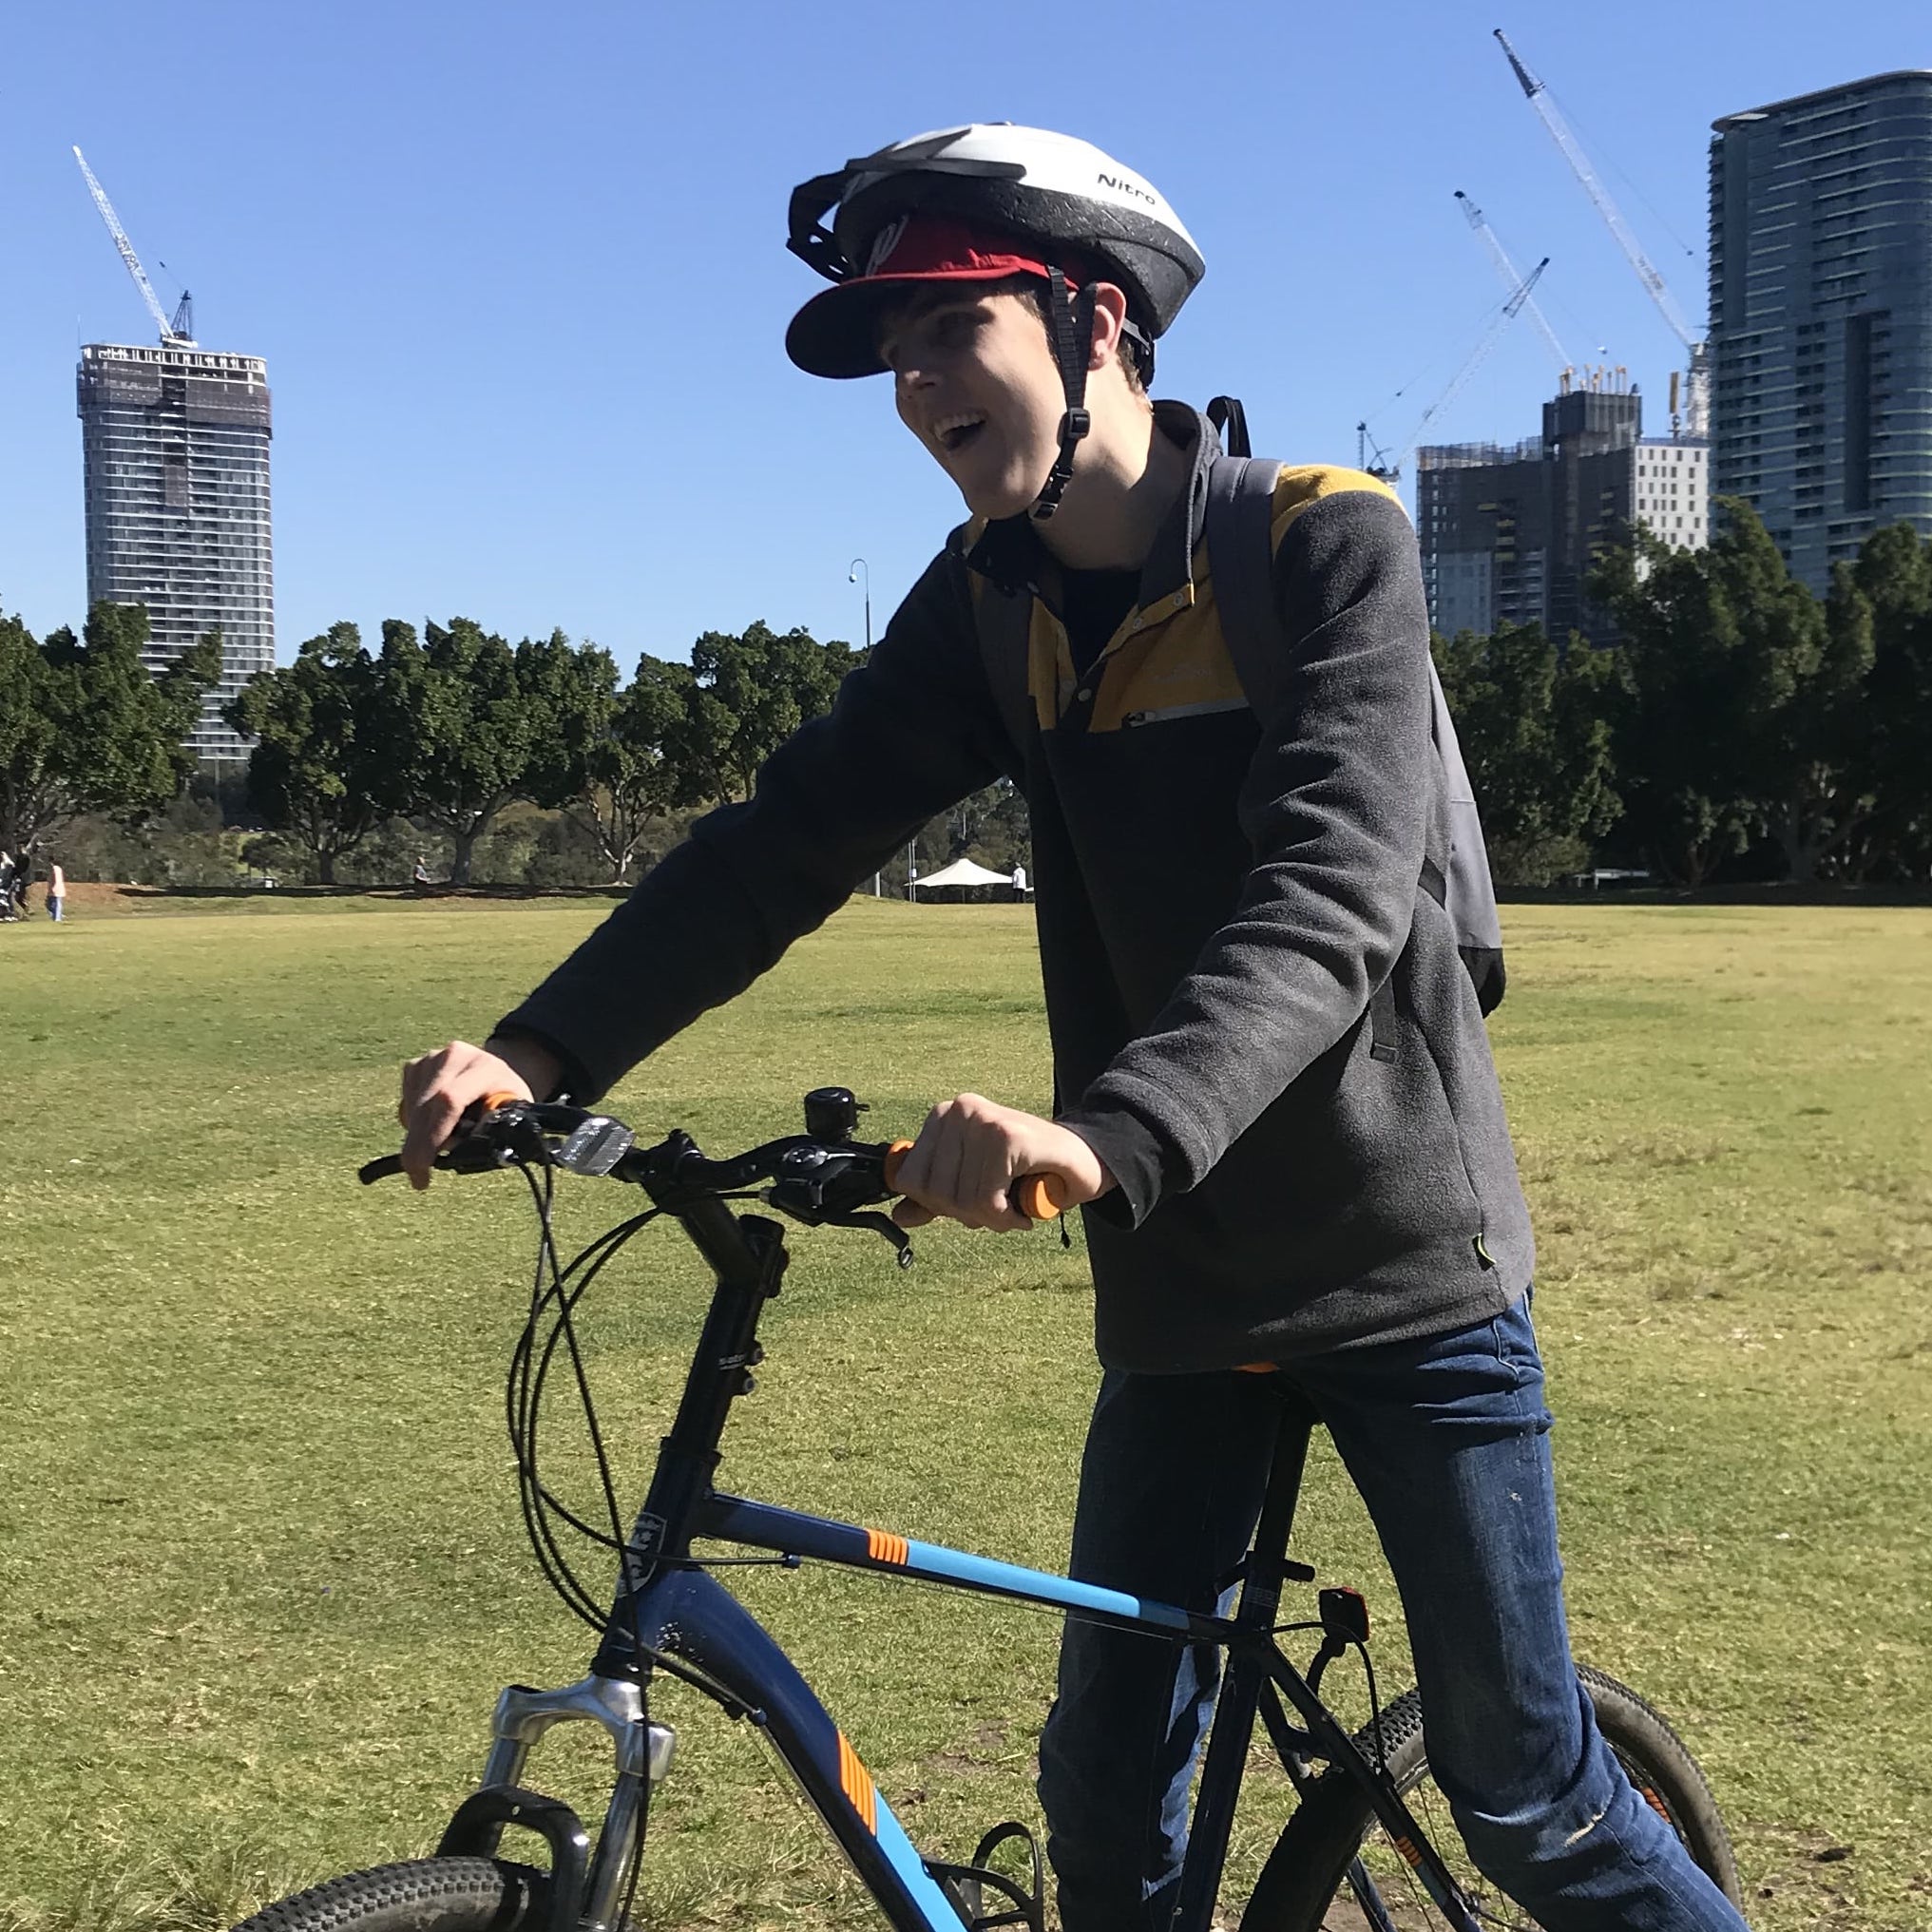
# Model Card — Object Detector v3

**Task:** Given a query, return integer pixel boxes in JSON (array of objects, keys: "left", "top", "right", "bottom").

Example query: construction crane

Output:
[
  {"left": 1454, "top": 189, "right": 1569, "bottom": 373},
  {"left": 1368, "top": 256, "right": 1551, "bottom": 488},
  {"left": 1493, "top": 29, "right": 1706, "bottom": 437},
  {"left": 72, "top": 145, "right": 196, "bottom": 347}
]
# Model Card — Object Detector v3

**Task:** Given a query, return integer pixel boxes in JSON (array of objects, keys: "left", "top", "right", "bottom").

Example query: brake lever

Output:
[
  {"left": 357, "top": 1101, "right": 561, "bottom": 1187},
  {"left": 833, "top": 1210, "right": 915, "bottom": 1268},
  {"left": 761, "top": 1179, "right": 914, "bottom": 1267}
]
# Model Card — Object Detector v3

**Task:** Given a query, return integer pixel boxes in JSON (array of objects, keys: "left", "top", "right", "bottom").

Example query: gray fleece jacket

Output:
[{"left": 498, "top": 406, "right": 1534, "bottom": 1372}]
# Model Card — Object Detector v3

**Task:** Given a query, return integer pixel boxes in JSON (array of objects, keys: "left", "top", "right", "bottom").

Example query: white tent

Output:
[{"left": 909, "top": 857, "right": 1012, "bottom": 891}]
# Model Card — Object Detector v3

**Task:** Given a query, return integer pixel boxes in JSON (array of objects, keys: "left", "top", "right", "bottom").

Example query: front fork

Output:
[{"left": 449, "top": 1673, "right": 677, "bottom": 1932}]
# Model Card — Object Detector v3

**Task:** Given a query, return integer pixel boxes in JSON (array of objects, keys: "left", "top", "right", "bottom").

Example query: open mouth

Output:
[{"left": 932, "top": 411, "right": 987, "bottom": 454}]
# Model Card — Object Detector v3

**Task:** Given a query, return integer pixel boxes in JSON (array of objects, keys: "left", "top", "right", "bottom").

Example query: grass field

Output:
[{"left": 1, "top": 896, "right": 1927, "bottom": 1931}]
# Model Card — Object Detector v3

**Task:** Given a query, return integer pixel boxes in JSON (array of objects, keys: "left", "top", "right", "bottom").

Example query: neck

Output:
[{"left": 1035, "top": 401, "right": 1187, "bottom": 573}]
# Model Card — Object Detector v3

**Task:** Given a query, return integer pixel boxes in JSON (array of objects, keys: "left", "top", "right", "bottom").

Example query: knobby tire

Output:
[
  {"left": 1239, "top": 1664, "right": 1743, "bottom": 1931},
  {"left": 232, "top": 1856, "right": 549, "bottom": 1932}
]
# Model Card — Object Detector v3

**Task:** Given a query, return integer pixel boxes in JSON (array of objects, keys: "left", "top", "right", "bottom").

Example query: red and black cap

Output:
[{"left": 785, "top": 217, "right": 1072, "bottom": 379}]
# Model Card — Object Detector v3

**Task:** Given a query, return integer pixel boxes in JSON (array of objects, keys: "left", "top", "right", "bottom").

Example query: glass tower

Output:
[
  {"left": 76, "top": 342, "right": 275, "bottom": 761},
  {"left": 1710, "top": 72, "right": 1932, "bottom": 594}
]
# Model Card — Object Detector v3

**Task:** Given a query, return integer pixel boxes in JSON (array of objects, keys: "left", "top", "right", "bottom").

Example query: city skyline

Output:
[{"left": 3, "top": 1, "right": 1928, "bottom": 670}]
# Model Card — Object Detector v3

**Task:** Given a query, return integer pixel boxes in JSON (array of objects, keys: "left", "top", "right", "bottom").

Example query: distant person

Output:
[
  {"left": 10, "top": 863, "right": 27, "bottom": 920},
  {"left": 46, "top": 860, "right": 65, "bottom": 923},
  {"left": 1010, "top": 860, "right": 1029, "bottom": 902},
  {"left": 412, "top": 855, "right": 433, "bottom": 886},
  {"left": 0, "top": 851, "right": 14, "bottom": 922}
]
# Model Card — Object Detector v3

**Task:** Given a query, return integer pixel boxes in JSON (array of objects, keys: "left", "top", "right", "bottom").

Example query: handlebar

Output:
[{"left": 364, "top": 1087, "right": 1068, "bottom": 1226}]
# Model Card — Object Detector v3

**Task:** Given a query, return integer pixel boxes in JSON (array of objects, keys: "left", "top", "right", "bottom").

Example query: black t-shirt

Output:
[{"left": 1059, "top": 568, "right": 1141, "bottom": 679}]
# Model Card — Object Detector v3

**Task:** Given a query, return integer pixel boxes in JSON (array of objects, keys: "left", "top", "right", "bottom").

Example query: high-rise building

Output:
[
  {"left": 1710, "top": 71, "right": 1932, "bottom": 593},
  {"left": 77, "top": 341, "right": 274, "bottom": 760},
  {"left": 1418, "top": 381, "right": 1706, "bottom": 642}
]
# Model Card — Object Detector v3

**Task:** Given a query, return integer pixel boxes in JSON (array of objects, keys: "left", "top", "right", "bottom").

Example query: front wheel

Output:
[
  {"left": 233, "top": 1856, "right": 549, "bottom": 1932},
  {"left": 1240, "top": 1664, "right": 1744, "bottom": 1930}
]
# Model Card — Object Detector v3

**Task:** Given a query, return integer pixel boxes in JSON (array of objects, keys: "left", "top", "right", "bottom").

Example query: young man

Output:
[{"left": 399, "top": 126, "right": 1745, "bottom": 1932}]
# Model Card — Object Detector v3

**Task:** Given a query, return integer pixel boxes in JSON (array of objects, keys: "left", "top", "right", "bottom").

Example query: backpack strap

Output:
[
  {"left": 1203, "top": 452, "right": 1287, "bottom": 716},
  {"left": 1205, "top": 394, "right": 1253, "bottom": 459},
  {"left": 1425, "top": 659, "right": 1506, "bottom": 1011},
  {"left": 1204, "top": 450, "right": 1405, "bottom": 1062}
]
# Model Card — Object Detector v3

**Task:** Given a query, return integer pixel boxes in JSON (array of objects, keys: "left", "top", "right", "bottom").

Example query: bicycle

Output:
[{"left": 238, "top": 1089, "right": 1744, "bottom": 1932}]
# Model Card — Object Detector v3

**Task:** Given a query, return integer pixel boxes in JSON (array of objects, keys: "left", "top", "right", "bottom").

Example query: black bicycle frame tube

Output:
[
  {"left": 1171, "top": 1401, "right": 1312, "bottom": 1932},
  {"left": 591, "top": 1204, "right": 787, "bottom": 1678}
]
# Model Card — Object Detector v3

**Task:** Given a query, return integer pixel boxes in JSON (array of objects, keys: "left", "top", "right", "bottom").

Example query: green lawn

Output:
[{"left": 1, "top": 898, "right": 1927, "bottom": 1930}]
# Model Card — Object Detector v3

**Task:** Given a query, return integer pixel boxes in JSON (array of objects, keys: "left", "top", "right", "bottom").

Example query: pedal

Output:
[{"left": 925, "top": 1820, "right": 1044, "bottom": 1931}]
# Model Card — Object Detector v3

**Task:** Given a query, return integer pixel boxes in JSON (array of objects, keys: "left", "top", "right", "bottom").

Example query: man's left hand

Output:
[{"left": 890, "top": 1093, "right": 1114, "bottom": 1232}]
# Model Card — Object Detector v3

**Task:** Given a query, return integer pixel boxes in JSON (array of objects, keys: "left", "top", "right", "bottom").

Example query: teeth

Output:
[{"left": 933, "top": 412, "right": 985, "bottom": 444}]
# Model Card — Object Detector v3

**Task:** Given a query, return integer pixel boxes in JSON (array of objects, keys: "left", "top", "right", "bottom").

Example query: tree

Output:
[
  {"left": 1591, "top": 503, "right": 1826, "bottom": 886},
  {"left": 1850, "top": 522, "right": 1932, "bottom": 878},
  {"left": 1431, "top": 622, "right": 1620, "bottom": 886},
  {"left": 667, "top": 622, "right": 854, "bottom": 806},
  {"left": 225, "top": 623, "right": 388, "bottom": 884},
  {"left": 1762, "top": 566, "right": 1877, "bottom": 882},
  {"left": 0, "top": 602, "right": 218, "bottom": 854},
  {"left": 373, "top": 618, "right": 535, "bottom": 886},
  {"left": 515, "top": 628, "right": 620, "bottom": 813},
  {"left": 561, "top": 653, "right": 691, "bottom": 883}
]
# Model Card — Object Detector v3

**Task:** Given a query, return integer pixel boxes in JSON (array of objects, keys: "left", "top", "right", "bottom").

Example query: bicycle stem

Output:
[{"left": 593, "top": 1196, "right": 789, "bottom": 1680}]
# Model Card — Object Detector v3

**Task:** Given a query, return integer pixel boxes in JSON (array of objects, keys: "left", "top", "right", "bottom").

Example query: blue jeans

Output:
[{"left": 1036, "top": 1299, "right": 1748, "bottom": 1931}]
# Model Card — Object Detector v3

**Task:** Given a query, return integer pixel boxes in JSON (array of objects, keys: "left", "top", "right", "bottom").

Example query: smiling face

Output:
[{"left": 878, "top": 286, "right": 1070, "bottom": 521}]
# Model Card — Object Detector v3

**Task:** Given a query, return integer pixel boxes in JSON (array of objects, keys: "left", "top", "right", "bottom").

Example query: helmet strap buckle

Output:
[{"left": 1031, "top": 271, "right": 1099, "bottom": 522}]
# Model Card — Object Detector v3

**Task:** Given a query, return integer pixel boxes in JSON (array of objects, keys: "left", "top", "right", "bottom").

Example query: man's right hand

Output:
[{"left": 397, "top": 1036, "right": 563, "bottom": 1190}]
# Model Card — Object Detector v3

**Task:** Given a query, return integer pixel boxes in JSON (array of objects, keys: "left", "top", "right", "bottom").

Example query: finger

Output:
[
  {"left": 922, "top": 1110, "right": 972, "bottom": 1219},
  {"left": 961, "top": 1138, "right": 1027, "bottom": 1230},
  {"left": 398, "top": 1051, "right": 438, "bottom": 1129},
  {"left": 893, "top": 1102, "right": 958, "bottom": 1216},
  {"left": 891, "top": 1199, "right": 938, "bottom": 1230},
  {"left": 399, "top": 1086, "right": 467, "bottom": 1190}
]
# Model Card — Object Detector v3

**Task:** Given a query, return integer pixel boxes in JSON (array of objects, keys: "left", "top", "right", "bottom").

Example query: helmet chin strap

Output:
[{"left": 1030, "top": 267, "right": 1098, "bottom": 522}]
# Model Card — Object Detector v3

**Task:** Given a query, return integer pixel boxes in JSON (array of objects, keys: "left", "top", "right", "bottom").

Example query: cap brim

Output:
[{"left": 785, "top": 266, "right": 1030, "bottom": 379}]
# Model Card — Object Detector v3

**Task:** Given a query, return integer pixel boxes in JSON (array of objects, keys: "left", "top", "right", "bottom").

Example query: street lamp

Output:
[{"left": 848, "top": 557, "right": 871, "bottom": 654}]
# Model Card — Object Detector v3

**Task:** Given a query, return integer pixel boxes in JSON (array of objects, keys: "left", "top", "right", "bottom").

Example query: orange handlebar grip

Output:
[
  {"left": 478, "top": 1089, "right": 526, "bottom": 1114},
  {"left": 1015, "top": 1173, "right": 1068, "bottom": 1222},
  {"left": 883, "top": 1138, "right": 916, "bottom": 1190}
]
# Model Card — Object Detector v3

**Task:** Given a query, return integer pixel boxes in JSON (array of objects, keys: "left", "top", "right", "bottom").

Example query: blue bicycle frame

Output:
[{"left": 439, "top": 1176, "right": 1483, "bottom": 1932}]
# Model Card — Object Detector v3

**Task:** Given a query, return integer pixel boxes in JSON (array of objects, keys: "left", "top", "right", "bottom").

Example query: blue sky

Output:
[{"left": 2, "top": 1, "right": 1925, "bottom": 672}]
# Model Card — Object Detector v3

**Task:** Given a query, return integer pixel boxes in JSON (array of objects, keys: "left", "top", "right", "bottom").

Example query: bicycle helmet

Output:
[{"left": 785, "top": 124, "right": 1204, "bottom": 519}]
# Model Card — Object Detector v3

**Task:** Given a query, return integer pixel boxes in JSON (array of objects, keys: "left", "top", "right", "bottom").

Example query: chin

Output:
[{"left": 958, "top": 471, "right": 1044, "bottom": 523}]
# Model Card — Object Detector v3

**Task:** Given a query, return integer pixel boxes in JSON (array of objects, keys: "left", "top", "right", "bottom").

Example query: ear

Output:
[{"left": 1084, "top": 282, "right": 1132, "bottom": 372}]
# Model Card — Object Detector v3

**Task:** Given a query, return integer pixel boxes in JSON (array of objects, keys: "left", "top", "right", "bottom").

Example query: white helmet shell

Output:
[{"left": 786, "top": 123, "right": 1205, "bottom": 363}]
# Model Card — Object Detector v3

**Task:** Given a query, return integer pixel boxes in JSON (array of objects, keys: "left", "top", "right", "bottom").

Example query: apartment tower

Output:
[{"left": 1709, "top": 71, "right": 1932, "bottom": 592}]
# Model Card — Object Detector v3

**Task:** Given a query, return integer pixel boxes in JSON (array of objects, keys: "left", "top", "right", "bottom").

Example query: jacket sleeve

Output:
[
  {"left": 494, "top": 551, "right": 1006, "bottom": 1101},
  {"left": 1056, "top": 488, "right": 1432, "bottom": 1223}
]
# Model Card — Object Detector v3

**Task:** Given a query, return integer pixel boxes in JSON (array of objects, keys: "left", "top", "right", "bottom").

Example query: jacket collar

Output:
[{"left": 956, "top": 401, "right": 1219, "bottom": 609}]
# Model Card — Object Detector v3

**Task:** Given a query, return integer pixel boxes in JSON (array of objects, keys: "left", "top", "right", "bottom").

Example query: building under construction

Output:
[
  {"left": 77, "top": 344, "right": 274, "bottom": 759},
  {"left": 1418, "top": 375, "right": 1707, "bottom": 643},
  {"left": 72, "top": 149, "right": 273, "bottom": 763}
]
